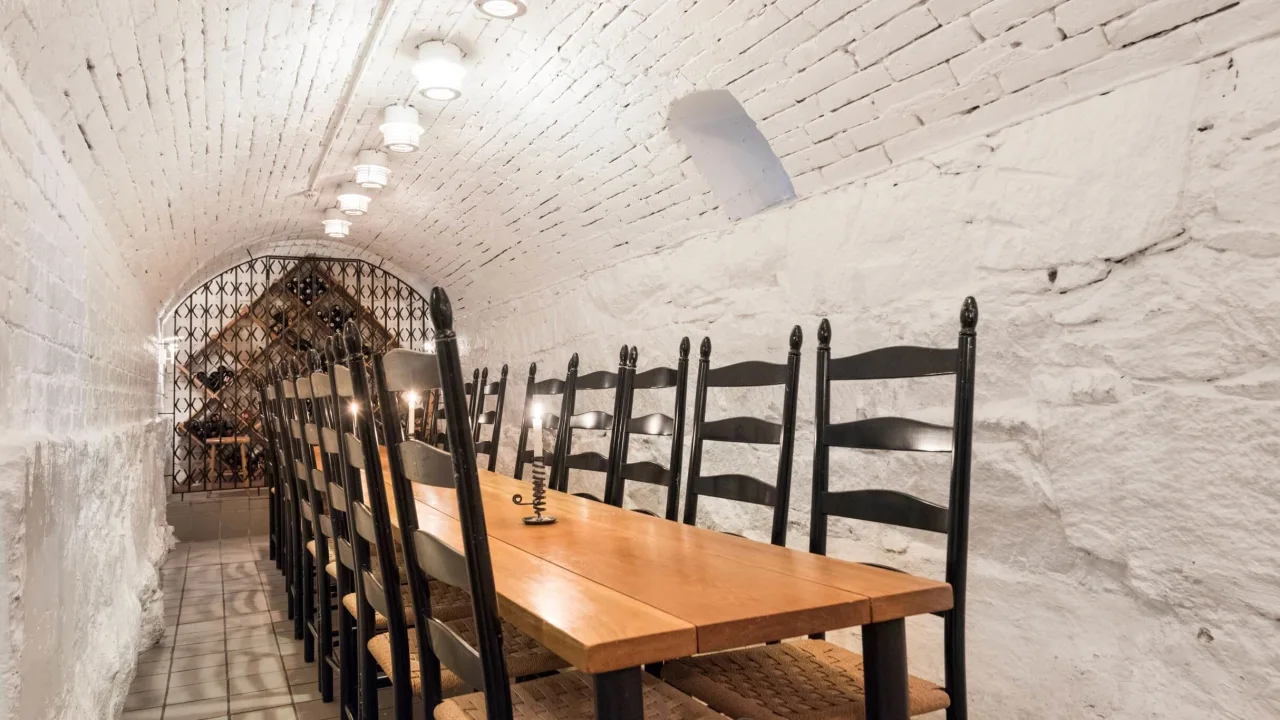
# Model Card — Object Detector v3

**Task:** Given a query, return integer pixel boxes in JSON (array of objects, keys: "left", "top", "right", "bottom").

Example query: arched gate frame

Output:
[{"left": 166, "top": 256, "right": 431, "bottom": 494}]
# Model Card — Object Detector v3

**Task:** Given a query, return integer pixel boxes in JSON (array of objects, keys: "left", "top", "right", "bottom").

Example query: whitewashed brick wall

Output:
[
  {"left": 463, "top": 36, "right": 1280, "bottom": 717},
  {"left": 0, "top": 39, "right": 167, "bottom": 720}
]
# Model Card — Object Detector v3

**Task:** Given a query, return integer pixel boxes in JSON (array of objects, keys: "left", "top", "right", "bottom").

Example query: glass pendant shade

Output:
[
  {"left": 414, "top": 41, "right": 466, "bottom": 101},
  {"left": 379, "top": 105, "right": 424, "bottom": 153},
  {"left": 353, "top": 150, "right": 389, "bottom": 188},
  {"left": 475, "top": 0, "right": 527, "bottom": 18},
  {"left": 336, "top": 183, "right": 371, "bottom": 215},
  {"left": 323, "top": 208, "right": 351, "bottom": 238}
]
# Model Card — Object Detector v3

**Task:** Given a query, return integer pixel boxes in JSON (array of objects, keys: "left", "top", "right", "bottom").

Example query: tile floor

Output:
[{"left": 123, "top": 537, "right": 341, "bottom": 720}]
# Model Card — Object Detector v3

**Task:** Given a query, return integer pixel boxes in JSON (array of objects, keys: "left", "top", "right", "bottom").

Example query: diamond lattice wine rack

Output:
[{"left": 167, "top": 256, "right": 431, "bottom": 494}]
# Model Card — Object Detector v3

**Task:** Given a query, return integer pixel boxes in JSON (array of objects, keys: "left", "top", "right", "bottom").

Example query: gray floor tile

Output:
[
  {"left": 160, "top": 696, "right": 228, "bottom": 720},
  {"left": 165, "top": 680, "right": 229, "bottom": 706}
]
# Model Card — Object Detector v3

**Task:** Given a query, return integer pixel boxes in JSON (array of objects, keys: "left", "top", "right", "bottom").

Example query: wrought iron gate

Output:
[{"left": 167, "top": 256, "right": 430, "bottom": 494}]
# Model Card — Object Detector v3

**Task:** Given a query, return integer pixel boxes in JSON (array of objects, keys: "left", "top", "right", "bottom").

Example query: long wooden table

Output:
[{"left": 354, "top": 446, "right": 952, "bottom": 720}]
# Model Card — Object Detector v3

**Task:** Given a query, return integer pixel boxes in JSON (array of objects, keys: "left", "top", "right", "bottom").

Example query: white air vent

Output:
[{"left": 668, "top": 90, "right": 796, "bottom": 221}]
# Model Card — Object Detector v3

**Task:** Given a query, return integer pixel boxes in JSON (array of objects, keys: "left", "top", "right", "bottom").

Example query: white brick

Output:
[
  {"left": 949, "top": 12, "right": 1063, "bottom": 81},
  {"left": 870, "top": 63, "right": 958, "bottom": 111},
  {"left": 820, "top": 145, "right": 891, "bottom": 183},
  {"left": 915, "top": 75, "right": 1005, "bottom": 122},
  {"left": 998, "top": 26, "right": 1109, "bottom": 91},
  {"left": 852, "top": 0, "right": 924, "bottom": 34},
  {"left": 785, "top": 50, "right": 859, "bottom": 101},
  {"left": 781, "top": 138, "right": 844, "bottom": 174},
  {"left": 886, "top": 20, "right": 984, "bottom": 80},
  {"left": 926, "top": 0, "right": 993, "bottom": 24},
  {"left": 1065, "top": 22, "right": 1201, "bottom": 95},
  {"left": 838, "top": 113, "right": 923, "bottom": 151},
  {"left": 1054, "top": 0, "right": 1149, "bottom": 37},
  {"left": 971, "top": 0, "right": 1068, "bottom": 38},
  {"left": 805, "top": 98, "right": 878, "bottom": 142},
  {"left": 851, "top": 7, "right": 941, "bottom": 66},
  {"left": 816, "top": 65, "right": 894, "bottom": 111},
  {"left": 1193, "top": 0, "right": 1280, "bottom": 55},
  {"left": 759, "top": 96, "right": 824, "bottom": 139},
  {"left": 1104, "top": 0, "right": 1237, "bottom": 47},
  {"left": 785, "top": 15, "right": 860, "bottom": 70}
]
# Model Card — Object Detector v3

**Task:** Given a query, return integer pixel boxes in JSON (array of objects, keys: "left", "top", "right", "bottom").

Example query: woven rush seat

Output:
[
  {"left": 662, "top": 639, "right": 949, "bottom": 720},
  {"left": 341, "top": 579, "right": 471, "bottom": 629},
  {"left": 325, "top": 562, "right": 338, "bottom": 579},
  {"left": 435, "top": 669, "right": 729, "bottom": 720},
  {"left": 304, "top": 539, "right": 334, "bottom": 556},
  {"left": 368, "top": 617, "right": 568, "bottom": 698}
]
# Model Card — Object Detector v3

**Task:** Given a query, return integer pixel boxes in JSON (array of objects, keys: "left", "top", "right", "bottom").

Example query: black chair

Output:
[
  {"left": 681, "top": 329, "right": 803, "bottom": 546},
  {"left": 272, "top": 362, "right": 314, "bottom": 648},
  {"left": 421, "top": 287, "right": 726, "bottom": 720},
  {"left": 549, "top": 349, "right": 628, "bottom": 501},
  {"left": 472, "top": 365, "right": 509, "bottom": 472},
  {"left": 316, "top": 336, "right": 365, "bottom": 719},
  {"left": 610, "top": 340, "right": 690, "bottom": 519},
  {"left": 295, "top": 351, "right": 339, "bottom": 702},
  {"left": 259, "top": 380, "right": 297, "bottom": 623},
  {"left": 431, "top": 369, "right": 481, "bottom": 449},
  {"left": 257, "top": 382, "right": 282, "bottom": 566},
  {"left": 663, "top": 299, "right": 979, "bottom": 720},
  {"left": 372, "top": 339, "right": 567, "bottom": 717},
  {"left": 512, "top": 362, "right": 568, "bottom": 481}
]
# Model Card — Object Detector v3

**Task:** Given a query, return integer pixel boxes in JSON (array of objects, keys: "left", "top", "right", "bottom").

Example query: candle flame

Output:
[{"left": 349, "top": 402, "right": 359, "bottom": 415}]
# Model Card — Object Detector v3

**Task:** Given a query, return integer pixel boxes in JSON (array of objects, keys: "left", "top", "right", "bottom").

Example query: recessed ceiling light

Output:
[
  {"left": 353, "top": 150, "right": 389, "bottom": 188},
  {"left": 379, "top": 105, "right": 424, "bottom": 153},
  {"left": 323, "top": 208, "right": 351, "bottom": 238},
  {"left": 336, "top": 183, "right": 371, "bottom": 216},
  {"left": 474, "top": 0, "right": 527, "bottom": 18},
  {"left": 414, "top": 41, "right": 466, "bottom": 101}
]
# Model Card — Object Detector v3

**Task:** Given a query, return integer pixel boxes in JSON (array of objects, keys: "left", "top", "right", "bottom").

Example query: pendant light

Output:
[
  {"left": 353, "top": 150, "right": 389, "bottom": 188},
  {"left": 414, "top": 41, "right": 466, "bottom": 101},
  {"left": 379, "top": 105, "right": 424, "bottom": 153},
  {"left": 475, "top": 0, "right": 527, "bottom": 18},
  {"left": 336, "top": 183, "right": 371, "bottom": 216},
  {"left": 323, "top": 208, "right": 351, "bottom": 238}
]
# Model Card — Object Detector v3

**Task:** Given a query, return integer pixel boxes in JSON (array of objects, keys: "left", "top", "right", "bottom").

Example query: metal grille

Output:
[{"left": 167, "top": 256, "right": 430, "bottom": 494}]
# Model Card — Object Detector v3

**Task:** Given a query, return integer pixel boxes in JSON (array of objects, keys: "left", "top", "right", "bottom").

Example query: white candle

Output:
[
  {"left": 405, "top": 392, "right": 418, "bottom": 437},
  {"left": 531, "top": 407, "right": 543, "bottom": 461}
]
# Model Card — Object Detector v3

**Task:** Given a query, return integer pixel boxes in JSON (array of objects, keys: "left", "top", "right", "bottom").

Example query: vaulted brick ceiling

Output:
[{"left": 6, "top": 0, "right": 1183, "bottom": 314}]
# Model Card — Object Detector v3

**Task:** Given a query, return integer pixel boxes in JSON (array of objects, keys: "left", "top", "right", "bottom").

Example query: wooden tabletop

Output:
[{"left": 328, "top": 446, "right": 952, "bottom": 674}]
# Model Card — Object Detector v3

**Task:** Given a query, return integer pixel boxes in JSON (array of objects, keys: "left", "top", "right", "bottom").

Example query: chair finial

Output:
[
  {"left": 628, "top": 345, "right": 638, "bottom": 368},
  {"left": 528, "top": 361, "right": 537, "bottom": 376},
  {"left": 679, "top": 337, "right": 690, "bottom": 359},
  {"left": 790, "top": 325, "right": 803, "bottom": 351},
  {"left": 500, "top": 364, "right": 509, "bottom": 378},
  {"left": 961, "top": 296, "right": 979, "bottom": 333},
  {"left": 568, "top": 353, "right": 579, "bottom": 371},
  {"left": 618, "top": 344, "right": 629, "bottom": 364},
  {"left": 342, "top": 320, "right": 362, "bottom": 357},
  {"left": 818, "top": 319, "right": 831, "bottom": 347},
  {"left": 429, "top": 286, "right": 454, "bottom": 337},
  {"left": 306, "top": 349, "right": 322, "bottom": 373},
  {"left": 699, "top": 337, "right": 711, "bottom": 360}
]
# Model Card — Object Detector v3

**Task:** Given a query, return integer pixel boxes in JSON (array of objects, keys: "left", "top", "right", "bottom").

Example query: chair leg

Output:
[
  {"left": 268, "top": 486, "right": 278, "bottom": 563},
  {"left": 338, "top": 600, "right": 358, "bottom": 719},
  {"left": 293, "top": 533, "right": 307, "bottom": 641},
  {"left": 316, "top": 558, "right": 334, "bottom": 702},
  {"left": 302, "top": 551, "right": 316, "bottom": 663}
]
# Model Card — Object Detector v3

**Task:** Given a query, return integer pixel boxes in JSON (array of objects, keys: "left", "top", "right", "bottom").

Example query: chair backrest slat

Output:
[
  {"left": 700, "top": 416, "right": 783, "bottom": 445},
  {"left": 426, "top": 619, "right": 486, "bottom": 691},
  {"left": 568, "top": 410, "right": 613, "bottom": 430},
  {"left": 828, "top": 345, "right": 957, "bottom": 381},
  {"left": 705, "top": 359, "right": 789, "bottom": 387},
  {"left": 351, "top": 500, "right": 376, "bottom": 542},
  {"left": 826, "top": 417, "right": 954, "bottom": 453},
  {"left": 619, "top": 461, "right": 672, "bottom": 487},
  {"left": 683, "top": 331, "right": 802, "bottom": 546},
  {"left": 398, "top": 439, "right": 455, "bottom": 488},
  {"left": 549, "top": 350, "right": 628, "bottom": 501},
  {"left": 694, "top": 473, "right": 778, "bottom": 507},
  {"left": 626, "top": 412, "right": 674, "bottom": 436},
  {"left": 610, "top": 340, "right": 689, "bottom": 517},
  {"left": 822, "top": 489, "right": 949, "bottom": 534},
  {"left": 563, "top": 451, "right": 611, "bottom": 474}
]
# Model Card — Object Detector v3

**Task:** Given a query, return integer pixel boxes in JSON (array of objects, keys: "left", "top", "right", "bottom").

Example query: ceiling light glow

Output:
[
  {"left": 323, "top": 208, "right": 351, "bottom": 238},
  {"left": 475, "top": 0, "right": 527, "bottom": 18},
  {"left": 379, "top": 105, "right": 424, "bottom": 153},
  {"left": 414, "top": 41, "right": 466, "bottom": 102},
  {"left": 336, "top": 183, "right": 371, "bottom": 216},
  {"left": 353, "top": 150, "right": 390, "bottom": 188}
]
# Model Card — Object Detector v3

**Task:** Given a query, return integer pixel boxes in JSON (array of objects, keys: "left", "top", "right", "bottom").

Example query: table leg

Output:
[
  {"left": 862, "top": 618, "right": 909, "bottom": 720},
  {"left": 594, "top": 666, "right": 643, "bottom": 720}
]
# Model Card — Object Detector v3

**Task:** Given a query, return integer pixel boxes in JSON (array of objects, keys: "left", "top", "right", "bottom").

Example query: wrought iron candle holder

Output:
[{"left": 512, "top": 458, "right": 556, "bottom": 525}]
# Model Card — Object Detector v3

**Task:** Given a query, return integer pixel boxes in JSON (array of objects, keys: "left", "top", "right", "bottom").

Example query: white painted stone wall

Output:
[
  {"left": 0, "top": 40, "right": 168, "bottom": 720},
  {"left": 462, "top": 39, "right": 1280, "bottom": 718}
]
